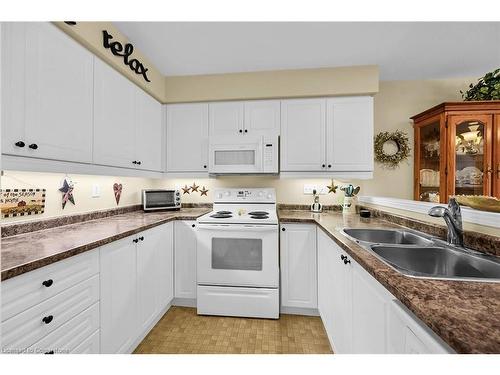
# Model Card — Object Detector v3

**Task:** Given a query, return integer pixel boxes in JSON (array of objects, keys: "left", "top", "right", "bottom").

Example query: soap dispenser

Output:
[{"left": 310, "top": 189, "right": 323, "bottom": 213}]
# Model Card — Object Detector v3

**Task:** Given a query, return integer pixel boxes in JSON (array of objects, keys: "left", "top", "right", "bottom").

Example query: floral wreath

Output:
[{"left": 374, "top": 130, "right": 410, "bottom": 168}]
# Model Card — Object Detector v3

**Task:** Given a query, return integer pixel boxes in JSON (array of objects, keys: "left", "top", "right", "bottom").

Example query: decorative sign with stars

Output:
[{"left": 59, "top": 178, "right": 75, "bottom": 209}]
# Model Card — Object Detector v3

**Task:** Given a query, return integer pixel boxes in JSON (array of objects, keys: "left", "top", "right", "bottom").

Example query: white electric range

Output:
[{"left": 196, "top": 188, "right": 279, "bottom": 319}]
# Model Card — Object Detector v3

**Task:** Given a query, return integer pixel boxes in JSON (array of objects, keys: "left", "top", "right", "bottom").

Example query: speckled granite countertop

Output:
[
  {"left": 1, "top": 208, "right": 210, "bottom": 281},
  {"left": 278, "top": 209, "right": 500, "bottom": 354}
]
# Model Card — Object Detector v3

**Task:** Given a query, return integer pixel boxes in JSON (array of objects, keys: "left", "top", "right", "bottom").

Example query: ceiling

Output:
[{"left": 114, "top": 22, "right": 500, "bottom": 80}]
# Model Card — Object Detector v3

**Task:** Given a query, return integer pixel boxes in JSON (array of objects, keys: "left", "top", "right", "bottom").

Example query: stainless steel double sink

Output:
[{"left": 341, "top": 228, "right": 500, "bottom": 282}]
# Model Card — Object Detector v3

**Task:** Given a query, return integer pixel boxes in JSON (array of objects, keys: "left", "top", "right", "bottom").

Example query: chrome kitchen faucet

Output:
[{"left": 428, "top": 198, "right": 464, "bottom": 247}]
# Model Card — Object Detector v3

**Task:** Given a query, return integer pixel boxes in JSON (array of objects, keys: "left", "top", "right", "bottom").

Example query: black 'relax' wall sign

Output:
[{"left": 102, "top": 30, "right": 151, "bottom": 83}]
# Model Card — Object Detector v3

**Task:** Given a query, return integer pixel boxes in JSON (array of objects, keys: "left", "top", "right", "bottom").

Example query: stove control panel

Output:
[{"left": 213, "top": 188, "right": 276, "bottom": 203}]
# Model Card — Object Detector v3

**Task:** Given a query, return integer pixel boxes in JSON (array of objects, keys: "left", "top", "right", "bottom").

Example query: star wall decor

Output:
[
  {"left": 182, "top": 185, "right": 191, "bottom": 194},
  {"left": 327, "top": 179, "right": 338, "bottom": 194},
  {"left": 113, "top": 183, "right": 123, "bottom": 205},
  {"left": 59, "top": 178, "right": 75, "bottom": 209},
  {"left": 200, "top": 186, "right": 209, "bottom": 196},
  {"left": 190, "top": 182, "right": 199, "bottom": 192}
]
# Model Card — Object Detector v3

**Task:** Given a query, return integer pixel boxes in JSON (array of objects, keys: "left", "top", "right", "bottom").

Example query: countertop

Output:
[
  {"left": 1, "top": 208, "right": 499, "bottom": 353},
  {"left": 1, "top": 208, "right": 210, "bottom": 281},
  {"left": 278, "top": 209, "right": 500, "bottom": 354}
]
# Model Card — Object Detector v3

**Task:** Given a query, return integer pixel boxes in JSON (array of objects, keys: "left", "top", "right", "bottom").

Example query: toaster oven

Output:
[{"left": 142, "top": 189, "right": 181, "bottom": 211}]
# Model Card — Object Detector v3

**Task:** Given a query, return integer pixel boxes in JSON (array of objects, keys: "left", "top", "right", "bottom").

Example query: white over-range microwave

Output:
[{"left": 208, "top": 135, "right": 279, "bottom": 175}]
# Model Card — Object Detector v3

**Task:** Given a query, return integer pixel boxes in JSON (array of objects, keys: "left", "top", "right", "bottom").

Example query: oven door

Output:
[
  {"left": 208, "top": 136, "right": 263, "bottom": 174},
  {"left": 196, "top": 224, "right": 279, "bottom": 288}
]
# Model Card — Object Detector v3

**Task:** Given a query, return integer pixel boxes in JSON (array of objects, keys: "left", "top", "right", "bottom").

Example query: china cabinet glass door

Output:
[
  {"left": 448, "top": 114, "right": 493, "bottom": 198},
  {"left": 415, "top": 116, "right": 446, "bottom": 203}
]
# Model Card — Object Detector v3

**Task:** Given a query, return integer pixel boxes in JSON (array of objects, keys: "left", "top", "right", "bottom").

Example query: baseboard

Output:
[
  {"left": 172, "top": 297, "right": 197, "bottom": 308},
  {"left": 127, "top": 301, "right": 172, "bottom": 353},
  {"left": 280, "top": 306, "right": 319, "bottom": 316}
]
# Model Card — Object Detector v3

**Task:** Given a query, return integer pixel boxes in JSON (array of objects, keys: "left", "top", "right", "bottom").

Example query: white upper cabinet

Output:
[
  {"left": 280, "top": 99, "right": 326, "bottom": 171},
  {"left": 244, "top": 100, "right": 280, "bottom": 136},
  {"left": 1, "top": 22, "right": 93, "bottom": 163},
  {"left": 280, "top": 224, "right": 317, "bottom": 310},
  {"left": 135, "top": 87, "right": 163, "bottom": 171},
  {"left": 94, "top": 58, "right": 163, "bottom": 171},
  {"left": 209, "top": 102, "right": 244, "bottom": 137},
  {"left": 326, "top": 96, "right": 373, "bottom": 171},
  {"left": 93, "top": 58, "right": 136, "bottom": 169},
  {"left": 166, "top": 103, "right": 209, "bottom": 173}
]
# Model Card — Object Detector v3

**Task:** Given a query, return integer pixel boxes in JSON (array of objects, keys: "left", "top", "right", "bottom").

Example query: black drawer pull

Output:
[
  {"left": 328, "top": 164, "right": 332, "bottom": 168},
  {"left": 191, "top": 224, "right": 195, "bottom": 228},
  {"left": 42, "top": 315, "right": 54, "bottom": 324},
  {"left": 139, "top": 236, "right": 144, "bottom": 241},
  {"left": 244, "top": 129, "right": 248, "bottom": 133},
  {"left": 340, "top": 255, "right": 346, "bottom": 261},
  {"left": 133, "top": 238, "right": 139, "bottom": 243},
  {"left": 343, "top": 258, "right": 351, "bottom": 265},
  {"left": 15, "top": 141, "right": 25, "bottom": 147},
  {"left": 322, "top": 164, "right": 326, "bottom": 168},
  {"left": 29, "top": 143, "right": 38, "bottom": 150},
  {"left": 132, "top": 160, "right": 137, "bottom": 164},
  {"left": 239, "top": 129, "right": 243, "bottom": 133},
  {"left": 137, "top": 161, "right": 141, "bottom": 165},
  {"left": 42, "top": 279, "right": 53, "bottom": 288},
  {"left": 45, "top": 350, "right": 54, "bottom": 354},
  {"left": 203, "top": 165, "right": 207, "bottom": 169},
  {"left": 281, "top": 227, "right": 285, "bottom": 231}
]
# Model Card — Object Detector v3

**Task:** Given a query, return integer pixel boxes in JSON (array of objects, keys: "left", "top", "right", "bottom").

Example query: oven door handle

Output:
[{"left": 196, "top": 224, "right": 277, "bottom": 232}]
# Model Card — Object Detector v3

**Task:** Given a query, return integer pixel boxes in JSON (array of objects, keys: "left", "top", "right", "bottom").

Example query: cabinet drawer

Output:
[
  {"left": 72, "top": 329, "right": 100, "bottom": 354},
  {"left": 28, "top": 302, "right": 99, "bottom": 354},
  {"left": 1, "top": 275, "right": 99, "bottom": 352},
  {"left": 2, "top": 249, "right": 99, "bottom": 321}
]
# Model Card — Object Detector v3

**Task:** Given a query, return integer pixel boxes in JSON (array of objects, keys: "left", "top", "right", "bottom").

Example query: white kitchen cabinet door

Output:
[
  {"left": 100, "top": 237, "right": 137, "bottom": 354},
  {"left": 166, "top": 103, "right": 209, "bottom": 173},
  {"left": 154, "top": 222, "right": 174, "bottom": 312},
  {"left": 2, "top": 23, "right": 93, "bottom": 163},
  {"left": 244, "top": 100, "right": 280, "bottom": 136},
  {"left": 174, "top": 221, "right": 197, "bottom": 300},
  {"left": 93, "top": 58, "right": 136, "bottom": 169},
  {"left": 280, "top": 224, "right": 317, "bottom": 309},
  {"left": 326, "top": 96, "right": 373, "bottom": 171},
  {"left": 136, "top": 231, "right": 159, "bottom": 336},
  {"left": 134, "top": 87, "right": 163, "bottom": 171},
  {"left": 209, "top": 101, "right": 244, "bottom": 137},
  {"left": 351, "top": 261, "right": 388, "bottom": 353},
  {"left": 280, "top": 99, "right": 326, "bottom": 171}
]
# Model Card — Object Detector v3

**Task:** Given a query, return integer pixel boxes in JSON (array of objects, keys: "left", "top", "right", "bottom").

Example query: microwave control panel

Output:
[{"left": 263, "top": 138, "right": 278, "bottom": 173}]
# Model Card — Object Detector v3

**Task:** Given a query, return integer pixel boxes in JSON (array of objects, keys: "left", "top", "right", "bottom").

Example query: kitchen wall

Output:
[
  {"left": 355, "top": 77, "right": 474, "bottom": 199},
  {"left": 0, "top": 171, "right": 159, "bottom": 223}
]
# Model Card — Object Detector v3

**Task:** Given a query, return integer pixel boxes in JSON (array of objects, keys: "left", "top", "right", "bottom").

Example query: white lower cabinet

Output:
[
  {"left": 100, "top": 222, "right": 174, "bottom": 353},
  {"left": 316, "top": 228, "right": 453, "bottom": 354},
  {"left": 280, "top": 224, "right": 317, "bottom": 311},
  {"left": 174, "top": 221, "right": 198, "bottom": 301}
]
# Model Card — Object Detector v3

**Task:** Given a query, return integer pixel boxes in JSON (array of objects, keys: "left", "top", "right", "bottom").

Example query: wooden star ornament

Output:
[
  {"left": 200, "top": 186, "right": 209, "bottom": 196},
  {"left": 190, "top": 182, "right": 199, "bottom": 192},
  {"left": 182, "top": 185, "right": 191, "bottom": 194},
  {"left": 327, "top": 179, "right": 338, "bottom": 194},
  {"left": 59, "top": 178, "right": 75, "bottom": 209}
]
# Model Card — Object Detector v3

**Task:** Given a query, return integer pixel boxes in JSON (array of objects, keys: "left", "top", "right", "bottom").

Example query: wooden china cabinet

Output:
[{"left": 412, "top": 101, "right": 500, "bottom": 203}]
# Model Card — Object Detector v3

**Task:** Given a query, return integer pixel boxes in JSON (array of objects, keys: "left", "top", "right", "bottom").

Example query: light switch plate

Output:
[
  {"left": 91, "top": 184, "right": 100, "bottom": 198},
  {"left": 303, "top": 184, "right": 327, "bottom": 195}
]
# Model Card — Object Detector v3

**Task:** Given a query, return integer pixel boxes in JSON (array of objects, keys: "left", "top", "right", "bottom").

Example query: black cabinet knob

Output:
[
  {"left": 15, "top": 141, "right": 25, "bottom": 147},
  {"left": 328, "top": 164, "right": 332, "bottom": 168},
  {"left": 42, "top": 315, "right": 54, "bottom": 324},
  {"left": 239, "top": 129, "right": 243, "bottom": 133},
  {"left": 244, "top": 129, "right": 248, "bottom": 133},
  {"left": 137, "top": 161, "right": 141, "bottom": 165},
  {"left": 343, "top": 258, "right": 351, "bottom": 265},
  {"left": 281, "top": 227, "right": 286, "bottom": 231},
  {"left": 191, "top": 224, "right": 195, "bottom": 228},
  {"left": 203, "top": 165, "right": 207, "bottom": 169},
  {"left": 42, "top": 279, "right": 54, "bottom": 288},
  {"left": 45, "top": 350, "right": 55, "bottom": 354},
  {"left": 322, "top": 164, "right": 326, "bottom": 168},
  {"left": 139, "top": 236, "right": 144, "bottom": 241},
  {"left": 132, "top": 161, "right": 137, "bottom": 164},
  {"left": 28, "top": 143, "right": 38, "bottom": 150},
  {"left": 340, "top": 255, "right": 346, "bottom": 261},
  {"left": 133, "top": 238, "right": 139, "bottom": 243}
]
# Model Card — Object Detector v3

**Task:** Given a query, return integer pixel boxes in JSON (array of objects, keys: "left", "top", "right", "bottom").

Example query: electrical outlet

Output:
[{"left": 91, "top": 184, "right": 100, "bottom": 198}]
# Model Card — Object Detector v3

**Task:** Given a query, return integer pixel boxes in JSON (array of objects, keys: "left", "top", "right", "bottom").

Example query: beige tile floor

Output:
[{"left": 134, "top": 306, "right": 333, "bottom": 354}]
